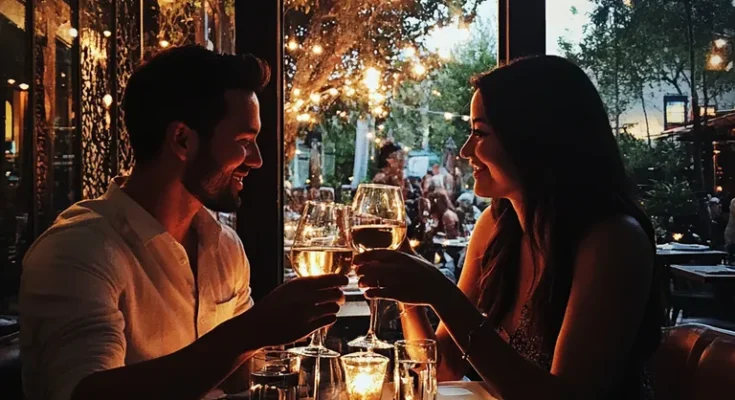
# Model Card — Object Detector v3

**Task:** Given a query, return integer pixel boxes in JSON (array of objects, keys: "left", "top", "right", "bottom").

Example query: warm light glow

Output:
[
  {"left": 7, "top": 79, "right": 15, "bottom": 85},
  {"left": 431, "top": 90, "right": 441, "bottom": 97},
  {"left": 103, "top": 94, "right": 113, "bottom": 108},
  {"left": 363, "top": 67, "right": 382, "bottom": 91},
  {"left": 329, "top": 88, "right": 339, "bottom": 96},
  {"left": 409, "top": 239, "right": 420, "bottom": 249},
  {"left": 716, "top": 186, "right": 724, "bottom": 192},
  {"left": 444, "top": 112, "right": 453, "bottom": 120},
  {"left": 366, "top": 131, "right": 374, "bottom": 139},
  {"left": 404, "top": 146, "right": 412, "bottom": 152},
  {"left": 297, "top": 113, "right": 311, "bottom": 122},
  {"left": 69, "top": 28, "right": 78, "bottom": 38},
  {"left": 295, "top": 149, "right": 302, "bottom": 155},
  {"left": 345, "top": 86, "right": 356, "bottom": 97},
  {"left": 462, "top": 115, "right": 471, "bottom": 122},
  {"left": 103, "top": 30, "right": 112, "bottom": 38},
  {"left": 370, "top": 92, "right": 385, "bottom": 103},
  {"left": 378, "top": 124, "right": 385, "bottom": 131},
  {"left": 404, "top": 46, "right": 416, "bottom": 57},
  {"left": 673, "top": 233, "right": 684, "bottom": 241},
  {"left": 715, "top": 38, "right": 728, "bottom": 49},
  {"left": 412, "top": 63, "right": 427, "bottom": 77},
  {"left": 709, "top": 54, "right": 724, "bottom": 68},
  {"left": 623, "top": 0, "right": 633, "bottom": 7},
  {"left": 375, "top": 138, "right": 382, "bottom": 144},
  {"left": 288, "top": 40, "right": 299, "bottom": 51},
  {"left": 18, "top": 83, "right": 29, "bottom": 91},
  {"left": 372, "top": 106, "right": 385, "bottom": 116},
  {"left": 341, "top": 352, "right": 389, "bottom": 400},
  {"left": 312, "top": 44, "right": 324, "bottom": 54},
  {"left": 310, "top": 93, "right": 321, "bottom": 104},
  {"left": 159, "top": 40, "right": 170, "bottom": 48},
  {"left": 293, "top": 88, "right": 302, "bottom": 97}
]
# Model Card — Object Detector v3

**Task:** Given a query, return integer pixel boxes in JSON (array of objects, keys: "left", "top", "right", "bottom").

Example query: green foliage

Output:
[{"left": 384, "top": 19, "right": 497, "bottom": 154}]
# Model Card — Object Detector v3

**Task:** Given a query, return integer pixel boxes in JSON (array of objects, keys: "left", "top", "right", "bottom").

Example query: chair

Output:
[{"left": 654, "top": 323, "right": 735, "bottom": 400}]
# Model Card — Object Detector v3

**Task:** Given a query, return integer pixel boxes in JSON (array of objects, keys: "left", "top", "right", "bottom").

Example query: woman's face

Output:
[{"left": 460, "top": 90, "right": 520, "bottom": 199}]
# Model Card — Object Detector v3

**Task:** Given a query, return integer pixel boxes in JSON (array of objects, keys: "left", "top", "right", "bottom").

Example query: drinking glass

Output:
[
  {"left": 394, "top": 340, "right": 437, "bottom": 400},
  {"left": 289, "top": 201, "right": 353, "bottom": 358},
  {"left": 349, "top": 183, "right": 407, "bottom": 350},
  {"left": 298, "top": 354, "right": 347, "bottom": 400},
  {"left": 249, "top": 350, "right": 301, "bottom": 400}
]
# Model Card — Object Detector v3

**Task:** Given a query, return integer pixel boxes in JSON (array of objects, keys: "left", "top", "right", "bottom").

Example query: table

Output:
[
  {"left": 670, "top": 264, "right": 735, "bottom": 320},
  {"left": 656, "top": 249, "right": 727, "bottom": 266},
  {"left": 381, "top": 381, "right": 497, "bottom": 400}
]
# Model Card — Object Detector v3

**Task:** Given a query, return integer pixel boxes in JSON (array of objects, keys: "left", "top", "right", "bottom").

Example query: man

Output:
[{"left": 19, "top": 45, "right": 347, "bottom": 400}]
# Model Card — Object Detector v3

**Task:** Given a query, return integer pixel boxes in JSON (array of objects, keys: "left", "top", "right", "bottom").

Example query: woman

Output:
[{"left": 355, "top": 56, "right": 661, "bottom": 399}]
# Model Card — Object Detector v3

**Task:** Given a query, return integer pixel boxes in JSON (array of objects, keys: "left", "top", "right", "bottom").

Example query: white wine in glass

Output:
[
  {"left": 349, "top": 183, "right": 407, "bottom": 350},
  {"left": 289, "top": 201, "right": 352, "bottom": 358}
]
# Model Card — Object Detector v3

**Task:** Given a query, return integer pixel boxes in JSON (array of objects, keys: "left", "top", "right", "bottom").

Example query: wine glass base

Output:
[
  {"left": 347, "top": 335, "right": 394, "bottom": 350},
  {"left": 288, "top": 346, "right": 341, "bottom": 358}
]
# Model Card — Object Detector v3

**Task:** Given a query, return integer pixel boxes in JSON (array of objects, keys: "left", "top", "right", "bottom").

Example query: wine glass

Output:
[
  {"left": 289, "top": 201, "right": 353, "bottom": 358},
  {"left": 349, "top": 183, "right": 407, "bottom": 350}
]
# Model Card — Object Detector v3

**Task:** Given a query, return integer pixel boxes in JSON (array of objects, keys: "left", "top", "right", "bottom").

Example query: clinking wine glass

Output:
[
  {"left": 349, "top": 183, "right": 407, "bottom": 350},
  {"left": 289, "top": 201, "right": 353, "bottom": 358}
]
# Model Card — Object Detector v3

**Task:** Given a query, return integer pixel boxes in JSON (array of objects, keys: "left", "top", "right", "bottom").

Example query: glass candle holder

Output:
[{"left": 341, "top": 351, "right": 389, "bottom": 400}]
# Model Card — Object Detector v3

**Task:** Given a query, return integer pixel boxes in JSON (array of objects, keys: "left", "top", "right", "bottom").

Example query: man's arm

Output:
[{"left": 72, "top": 314, "right": 263, "bottom": 400}]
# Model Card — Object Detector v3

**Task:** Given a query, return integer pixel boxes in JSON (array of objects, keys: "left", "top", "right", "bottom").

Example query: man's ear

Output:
[{"left": 165, "top": 121, "right": 200, "bottom": 162}]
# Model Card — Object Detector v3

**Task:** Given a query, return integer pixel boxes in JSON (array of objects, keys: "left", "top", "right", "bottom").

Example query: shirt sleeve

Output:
[
  {"left": 20, "top": 227, "right": 126, "bottom": 400},
  {"left": 233, "top": 241, "right": 255, "bottom": 317}
]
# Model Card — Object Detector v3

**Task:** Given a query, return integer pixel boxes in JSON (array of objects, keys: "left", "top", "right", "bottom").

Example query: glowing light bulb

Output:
[
  {"left": 709, "top": 54, "right": 724, "bottom": 68},
  {"left": 288, "top": 40, "right": 299, "bottom": 51},
  {"left": 310, "top": 93, "right": 321, "bottom": 103},
  {"left": 103, "top": 30, "right": 112, "bottom": 38},
  {"left": 103, "top": 94, "right": 113, "bottom": 108},
  {"left": 312, "top": 44, "right": 324, "bottom": 54},
  {"left": 363, "top": 67, "right": 381, "bottom": 91},
  {"left": 68, "top": 28, "right": 78, "bottom": 38},
  {"left": 444, "top": 112, "right": 453, "bottom": 120},
  {"left": 329, "top": 88, "right": 339, "bottom": 96},
  {"left": 18, "top": 83, "right": 29, "bottom": 90},
  {"left": 462, "top": 115, "right": 471, "bottom": 122},
  {"left": 715, "top": 38, "right": 728, "bottom": 49},
  {"left": 7, "top": 79, "right": 15, "bottom": 85},
  {"left": 412, "top": 63, "right": 426, "bottom": 77},
  {"left": 159, "top": 40, "right": 170, "bottom": 48},
  {"left": 404, "top": 46, "right": 416, "bottom": 57}
]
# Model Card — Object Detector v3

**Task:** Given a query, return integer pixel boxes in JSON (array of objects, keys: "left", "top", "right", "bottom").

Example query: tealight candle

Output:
[{"left": 341, "top": 352, "right": 389, "bottom": 400}]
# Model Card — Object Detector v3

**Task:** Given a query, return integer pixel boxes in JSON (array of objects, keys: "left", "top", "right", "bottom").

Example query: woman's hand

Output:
[{"left": 353, "top": 249, "right": 450, "bottom": 306}]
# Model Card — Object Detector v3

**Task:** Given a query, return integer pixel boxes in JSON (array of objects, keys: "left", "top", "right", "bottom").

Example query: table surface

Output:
[
  {"left": 669, "top": 264, "right": 735, "bottom": 284},
  {"left": 381, "top": 381, "right": 497, "bottom": 400}
]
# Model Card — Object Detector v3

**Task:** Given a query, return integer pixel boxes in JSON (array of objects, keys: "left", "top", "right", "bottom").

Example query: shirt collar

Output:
[{"left": 104, "top": 176, "right": 223, "bottom": 249}]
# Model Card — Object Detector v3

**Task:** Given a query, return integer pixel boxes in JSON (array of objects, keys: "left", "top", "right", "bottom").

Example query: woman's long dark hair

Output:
[{"left": 473, "top": 56, "right": 661, "bottom": 356}]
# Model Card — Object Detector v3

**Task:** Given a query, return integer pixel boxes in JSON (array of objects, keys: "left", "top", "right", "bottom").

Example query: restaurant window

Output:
[
  {"left": 281, "top": 0, "right": 500, "bottom": 285},
  {"left": 549, "top": 0, "right": 735, "bottom": 325},
  {"left": 0, "top": 0, "right": 237, "bottom": 314}
]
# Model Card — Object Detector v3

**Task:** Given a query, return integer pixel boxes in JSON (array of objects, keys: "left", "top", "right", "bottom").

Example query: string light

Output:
[
  {"left": 345, "top": 86, "right": 356, "bottom": 96},
  {"left": 328, "top": 88, "right": 339, "bottom": 96},
  {"left": 103, "top": 94, "right": 113, "bottom": 108},
  {"left": 7, "top": 79, "right": 15, "bottom": 85},
  {"left": 103, "top": 30, "right": 112, "bottom": 38},
  {"left": 159, "top": 40, "right": 170, "bottom": 48},
  {"left": 310, "top": 93, "right": 321, "bottom": 103},
  {"left": 444, "top": 112, "right": 453, "bottom": 120},
  {"left": 288, "top": 40, "right": 299, "bottom": 51},
  {"left": 432, "top": 90, "right": 442, "bottom": 97},
  {"left": 18, "top": 83, "right": 29, "bottom": 90},
  {"left": 462, "top": 115, "right": 471, "bottom": 122},
  {"left": 709, "top": 54, "right": 724, "bottom": 69},
  {"left": 404, "top": 46, "right": 416, "bottom": 57},
  {"left": 312, "top": 44, "right": 324, "bottom": 54},
  {"left": 715, "top": 38, "right": 728, "bottom": 49},
  {"left": 412, "top": 63, "right": 427, "bottom": 77},
  {"left": 378, "top": 124, "right": 385, "bottom": 131},
  {"left": 68, "top": 28, "right": 78, "bottom": 38},
  {"left": 293, "top": 88, "right": 301, "bottom": 97},
  {"left": 297, "top": 113, "right": 311, "bottom": 122}
]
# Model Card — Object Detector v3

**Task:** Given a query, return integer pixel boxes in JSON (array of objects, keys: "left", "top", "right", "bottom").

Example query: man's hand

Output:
[{"left": 241, "top": 274, "right": 348, "bottom": 348}]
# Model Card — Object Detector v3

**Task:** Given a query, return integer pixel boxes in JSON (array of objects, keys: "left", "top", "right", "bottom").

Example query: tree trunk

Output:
[{"left": 639, "top": 85, "right": 652, "bottom": 148}]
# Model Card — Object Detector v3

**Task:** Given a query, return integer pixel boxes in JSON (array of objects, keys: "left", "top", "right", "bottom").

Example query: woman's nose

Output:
[{"left": 459, "top": 136, "right": 473, "bottom": 159}]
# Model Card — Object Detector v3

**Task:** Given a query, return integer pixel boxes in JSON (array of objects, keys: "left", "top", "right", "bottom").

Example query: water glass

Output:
[
  {"left": 394, "top": 340, "right": 437, "bottom": 400},
  {"left": 250, "top": 350, "right": 300, "bottom": 400}
]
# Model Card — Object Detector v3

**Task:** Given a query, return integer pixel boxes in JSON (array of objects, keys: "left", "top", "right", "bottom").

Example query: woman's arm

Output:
[
  {"left": 431, "top": 215, "right": 655, "bottom": 400},
  {"left": 398, "top": 208, "right": 495, "bottom": 381}
]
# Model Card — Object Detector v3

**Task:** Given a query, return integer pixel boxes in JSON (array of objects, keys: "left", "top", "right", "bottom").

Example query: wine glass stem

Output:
[
  {"left": 309, "top": 327, "right": 328, "bottom": 349},
  {"left": 368, "top": 299, "right": 379, "bottom": 337}
]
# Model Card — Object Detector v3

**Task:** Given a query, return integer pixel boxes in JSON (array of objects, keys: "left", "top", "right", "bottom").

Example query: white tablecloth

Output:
[{"left": 382, "top": 381, "right": 497, "bottom": 400}]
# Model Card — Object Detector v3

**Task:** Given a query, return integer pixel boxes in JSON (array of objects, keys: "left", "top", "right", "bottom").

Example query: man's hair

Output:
[{"left": 121, "top": 45, "right": 271, "bottom": 164}]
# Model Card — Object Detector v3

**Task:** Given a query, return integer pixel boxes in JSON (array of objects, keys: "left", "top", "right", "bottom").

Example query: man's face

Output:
[{"left": 183, "top": 90, "right": 262, "bottom": 212}]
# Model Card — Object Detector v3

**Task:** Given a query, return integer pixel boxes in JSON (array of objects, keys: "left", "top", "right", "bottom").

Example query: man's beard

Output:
[{"left": 182, "top": 148, "right": 242, "bottom": 213}]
